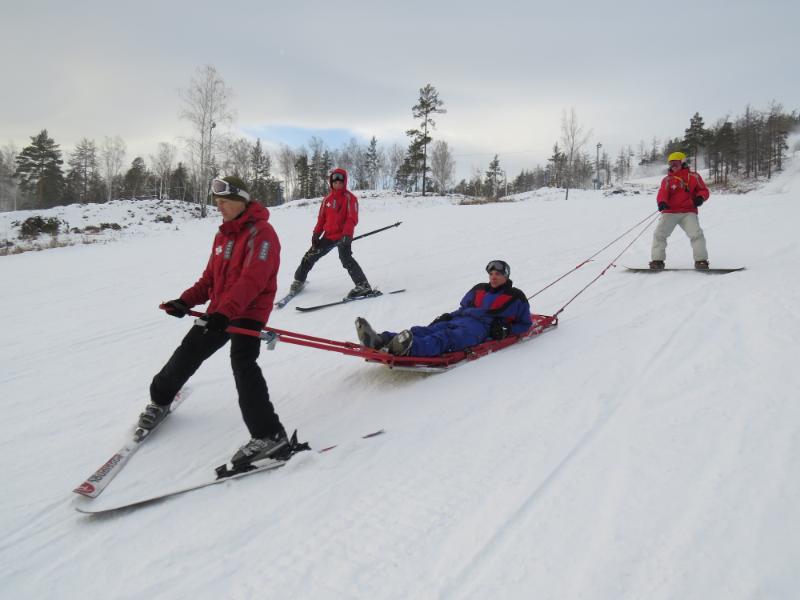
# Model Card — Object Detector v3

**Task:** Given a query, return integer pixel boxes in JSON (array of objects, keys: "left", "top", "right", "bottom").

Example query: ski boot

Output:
[
  {"left": 387, "top": 330, "right": 413, "bottom": 356},
  {"left": 355, "top": 317, "right": 390, "bottom": 350},
  {"left": 347, "top": 282, "right": 373, "bottom": 299},
  {"left": 137, "top": 402, "right": 170, "bottom": 432},
  {"left": 230, "top": 429, "right": 290, "bottom": 468}
]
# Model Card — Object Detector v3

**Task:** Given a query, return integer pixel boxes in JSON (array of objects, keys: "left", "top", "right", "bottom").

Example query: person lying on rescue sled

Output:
[{"left": 355, "top": 260, "right": 532, "bottom": 357}]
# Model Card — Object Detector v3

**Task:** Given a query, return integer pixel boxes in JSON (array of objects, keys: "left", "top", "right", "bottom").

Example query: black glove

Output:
[
  {"left": 204, "top": 312, "right": 230, "bottom": 333},
  {"left": 311, "top": 232, "right": 322, "bottom": 248},
  {"left": 430, "top": 313, "right": 453, "bottom": 326},
  {"left": 339, "top": 235, "right": 352, "bottom": 245},
  {"left": 658, "top": 202, "right": 669, "bottom": 212},
  {"left": 693, "top": 196, "right": 704, "bottom": 207},
  {"left": 163, "top": 299, "right": 189, "bottom": 318},
  {"left": 489, "top": 319, "right": 511, "bottom": 341}
]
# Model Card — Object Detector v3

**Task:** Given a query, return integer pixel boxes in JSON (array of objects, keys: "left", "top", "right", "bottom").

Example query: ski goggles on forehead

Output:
[
  {"left": 330, "top": 172, "right": 345, "bottom": 182},
  {"left": 485, "top": 260, "right": 510, "bottom": 277},
  {"left": 210, "top": 178, "right": 250, "bottom": 201}
]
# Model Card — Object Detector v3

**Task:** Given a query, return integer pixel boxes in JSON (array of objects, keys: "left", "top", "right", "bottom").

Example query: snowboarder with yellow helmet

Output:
[{"left": 649, "top": 151, "right": 711, "bottom": 270}]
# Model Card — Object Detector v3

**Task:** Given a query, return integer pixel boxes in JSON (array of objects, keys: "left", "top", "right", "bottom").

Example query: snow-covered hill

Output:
[{"left": 1, "top": 165, "right": 798, "bottom": 599}]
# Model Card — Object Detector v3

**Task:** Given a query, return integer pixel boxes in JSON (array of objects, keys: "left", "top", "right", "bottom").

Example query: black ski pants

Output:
[
  {"left": 293, "top": 237, "right": 367, "bottom": 285},
  {"left": 150, "top": 319, "right": 282, "bottom": 439}
]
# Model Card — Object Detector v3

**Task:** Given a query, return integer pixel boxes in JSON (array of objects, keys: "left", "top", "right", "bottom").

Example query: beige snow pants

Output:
[{"left": 651, "top": 212, "right": 708, "bottom": 262}]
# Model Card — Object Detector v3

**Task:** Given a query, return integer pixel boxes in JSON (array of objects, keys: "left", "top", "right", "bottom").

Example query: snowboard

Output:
[{"left": 624, "top": 266, "right": 745, "bottom": 274}]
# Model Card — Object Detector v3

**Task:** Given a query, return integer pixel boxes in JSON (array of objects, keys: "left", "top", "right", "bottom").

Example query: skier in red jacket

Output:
[
  {"left": 287, "top": 168, "right": 372, "bottom": 298},
  {"left": 650, "top": 151, "right": 711, "bottom": 270},
  {"left": 140, "top": 176, "right": 289, "bottom": 467}
]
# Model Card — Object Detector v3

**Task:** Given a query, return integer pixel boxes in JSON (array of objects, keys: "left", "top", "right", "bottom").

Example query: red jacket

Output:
[
  {"left": 180, "top": 202, "right": 280, "bottom": 323},
  {"left": 656, "top": 167, "right": 710, "bottom": 214},
  {"left": 313, "top": 168, "right": 359, "bottom": 240}
]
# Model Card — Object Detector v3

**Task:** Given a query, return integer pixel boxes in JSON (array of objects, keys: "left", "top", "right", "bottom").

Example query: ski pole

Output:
[{"left": 350, "top": 221, "right": 402, "bottom": 242}]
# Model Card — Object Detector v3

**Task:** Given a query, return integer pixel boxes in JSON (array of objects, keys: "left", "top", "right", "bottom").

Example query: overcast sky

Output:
[{"left": 2, "top": 0, "right": 798, "bottom": 181}]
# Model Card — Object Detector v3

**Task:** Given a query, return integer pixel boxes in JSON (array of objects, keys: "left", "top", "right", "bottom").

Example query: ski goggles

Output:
[
  {"left": 210, "top": 178, "right": 250, "bottom": 202},
  {"left": 485, "top": 260, "right": 510, "bottom": 277},
  {"left": 330, "top": 172, "right": 345, "bottom": 182}
]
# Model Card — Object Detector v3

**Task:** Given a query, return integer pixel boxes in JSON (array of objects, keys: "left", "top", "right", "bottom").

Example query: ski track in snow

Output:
[{"left": 1, "top": 168, "right": 799, "bottom": 599}]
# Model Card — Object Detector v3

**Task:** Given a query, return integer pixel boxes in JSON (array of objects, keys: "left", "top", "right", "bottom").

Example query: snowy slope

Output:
[
  {"left": 0, "top": 198, "right": 206, "bottom": 254},
  {"left": 1, "top": 164, "right": 798, "bottom": 599}
]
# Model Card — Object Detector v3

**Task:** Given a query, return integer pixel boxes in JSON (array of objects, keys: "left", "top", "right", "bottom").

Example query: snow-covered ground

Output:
[
  {"left": 0, "top": 198, "right": 206, "bottom": 254},
  {"left": 1, "top": 163, "right": 798, "bottom": 599}
]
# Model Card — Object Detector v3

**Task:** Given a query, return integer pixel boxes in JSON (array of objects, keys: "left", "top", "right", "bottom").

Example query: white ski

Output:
[{"left": 72, "top": 388, "right": 191, "bottom": 498}]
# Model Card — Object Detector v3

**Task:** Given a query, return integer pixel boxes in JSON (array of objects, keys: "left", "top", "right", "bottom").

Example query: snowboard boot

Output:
[
  {"left": 387, "top": 330, "right": 413, "bottom": 356},
  {"left": 347, "top": 282, "right": 373, "bottom": 299},
  {"left": 137, "top": 402, "right": 170, "bottom": 431},
  {"left": 355, "top": 317, "right": 390, "bottom": 350},
  {"left": 649, "top": 260, "right": 665, "bottom": 270},
  {"left": 694, "top": 260, "right": 710, "bottom": 270},
  {"left": 289, "top": 280, "right": 305, "bottom": 294},
  {"left": 231, "top": 429, "right": 290, "bottom": 467}
]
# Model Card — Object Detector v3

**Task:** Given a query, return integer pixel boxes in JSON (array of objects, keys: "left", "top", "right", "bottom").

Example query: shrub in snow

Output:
[{"left": 19, "top": 216, "right": 62, "bottom": 239}]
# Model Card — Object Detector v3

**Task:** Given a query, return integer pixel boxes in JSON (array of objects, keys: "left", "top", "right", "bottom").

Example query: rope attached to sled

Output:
[
  {"left": 528, "top": 210, "right": 659, "bottom": 301},
  {"left": 551, "top": 211, "right": 659, "bottom": 318}
]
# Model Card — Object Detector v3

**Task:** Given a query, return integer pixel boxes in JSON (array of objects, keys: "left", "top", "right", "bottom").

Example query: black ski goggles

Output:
[
  {"left": 211, "top": 178, "right": 250, "bottom": 202},
  {"left": 485, "top": 260, "right": 510, "bottom": 277},
  {"left": 330, "top": 172, "right": 345, "bottom": 183}
]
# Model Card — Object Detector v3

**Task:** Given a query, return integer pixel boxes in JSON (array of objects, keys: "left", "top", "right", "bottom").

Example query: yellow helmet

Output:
[{"left": 668, "top": 151, "right": 687, "bottom": 162}]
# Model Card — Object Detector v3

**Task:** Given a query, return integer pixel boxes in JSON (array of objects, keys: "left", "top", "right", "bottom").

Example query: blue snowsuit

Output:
[{"left": 383, "top": 280, "right": 532, "bottom": 357}]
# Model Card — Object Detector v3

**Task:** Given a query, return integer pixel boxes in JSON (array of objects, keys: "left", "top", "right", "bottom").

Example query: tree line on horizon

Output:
[{"left": 1, "top": 65, "right": 797, "bottom": 213}]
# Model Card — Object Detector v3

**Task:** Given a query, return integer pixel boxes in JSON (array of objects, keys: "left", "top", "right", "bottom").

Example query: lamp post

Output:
[{"left": 596, "top": 142, "right": 602, "bottom": 190}]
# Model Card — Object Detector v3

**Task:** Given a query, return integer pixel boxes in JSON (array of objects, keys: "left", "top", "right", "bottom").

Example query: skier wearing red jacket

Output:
[
  {"left": 287, "top": 168, "right": 372, "bottom": 299},
  {"left": 141, "top": 176, "right": 290, "bottom": 467},
  {"left": 650, "top": 151, "right": 711, "bottom": 270}
]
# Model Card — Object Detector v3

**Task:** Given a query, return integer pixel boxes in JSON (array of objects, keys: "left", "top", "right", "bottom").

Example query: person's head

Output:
[
  {"left": 485, "top": 260, "right": 510, "bottom": 288},
  {"left": 329, "top": 169, "right": 347, "bottom": 190},
  {"left": 667, "top": 151, "right": 687, "bottom": 172},
  {"left": 211, "top": 176, "right": 250, "bottom": 222}
]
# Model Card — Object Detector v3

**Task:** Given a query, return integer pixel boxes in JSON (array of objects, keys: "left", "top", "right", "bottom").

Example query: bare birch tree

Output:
[
  {"left": 560, "top": 107, "right": 591, "bottom": 200},
  {"left": 0, "top": 142, "right": 19, "bottom": 211},
  {"left": 151, "top": 142, "right": 177, "bottom": 199},
  {"left": 276, "top": 144, "right": 296, "bottom": 199},
  {"left": 100, "top": 135, "right": 126, "bottom": 202},
  {"left": 179, "top": 65, "right": 234, "bottom": 216},
  {"left": 386, "top": 143, "right": 406, "bottom": 190},
  {"left": 430, "top": 140, "right": 455, "bottom": 193},
  {"left": 224, "top": 137, "right": 254, "bottom": 181}
]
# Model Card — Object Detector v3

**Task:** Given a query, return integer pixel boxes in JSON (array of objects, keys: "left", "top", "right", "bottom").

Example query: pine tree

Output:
[
  {"left": 65, "top": 138, "right": 103, "bottom": 204},
  {"left": 485, "top": 155, "right": 503, "bottom": 198},
  {"left": 364, "top": 136, "right": 380, "bottom": 190},
  {"left": 399, "top": 137, "right": 425, "bottom": 192},
  {"left": 546, "top": 143, "right": 565, "bottom": 188},
  {"left": 250, "top": 138, "right": 280, "bottom": 205},
  {"left": 683, "top": 112, "right": 708, "bottom": 170},
  {"left": 171, "top": 162, "right": 190, "bottom": 201},
  {"left": 123, "top": 157, "right": 149, "bottom": 198},
  {"left": 406, "top": 84, "right": 446, "bottom": 195},
  {"left": 709, "top": 121, "right": 738, "bottom": 184},
  {"left": 293, "top": 152, "right": 311, "bottom": 199},
  {"left": 14, "top": 129, "right": 65, "bottom": 208}
]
